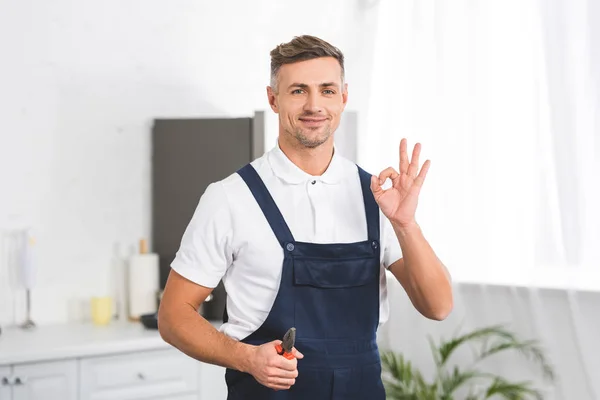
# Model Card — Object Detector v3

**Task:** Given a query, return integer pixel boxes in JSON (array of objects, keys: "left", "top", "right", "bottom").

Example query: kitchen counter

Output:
[{"left": 0, "top": 319, "right": 222, "bottom": 365}]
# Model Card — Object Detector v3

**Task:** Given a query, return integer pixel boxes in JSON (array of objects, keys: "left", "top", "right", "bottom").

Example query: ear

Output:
[
  {"left": 342, "top": 83, "right": 349, "bottom": 110},
  {"left": 266, "top": 86, "right": 279, "bottom": 113}
]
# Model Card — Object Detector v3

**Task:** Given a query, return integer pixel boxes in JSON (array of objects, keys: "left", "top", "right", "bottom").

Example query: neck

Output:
[{"left": 277, "top": 136, "right": 334, "bottom": 176}]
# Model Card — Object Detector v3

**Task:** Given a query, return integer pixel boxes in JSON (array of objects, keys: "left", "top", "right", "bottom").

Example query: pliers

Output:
[{"left": 275, "top": 327, "right": 296, "bottom": 360}]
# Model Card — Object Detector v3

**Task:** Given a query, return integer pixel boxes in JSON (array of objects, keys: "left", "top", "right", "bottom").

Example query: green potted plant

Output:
[{"left": 381, "top": 324, "right": 555, "bottom": 399}]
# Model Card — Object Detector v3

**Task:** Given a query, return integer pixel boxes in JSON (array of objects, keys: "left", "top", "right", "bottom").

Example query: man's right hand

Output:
[{"left": 247, "top": 340, "right": 304, "bottom": 391}]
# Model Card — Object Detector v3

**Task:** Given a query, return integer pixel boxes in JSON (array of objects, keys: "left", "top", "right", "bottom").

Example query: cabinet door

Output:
[
  {"left": 0, "top": 366, "right": 11, "bottom": 400},
  {"left": 80, "top": 348, "right": 198, "bottom": 400},
  {"left": 11, "top": 360, "right": 77, "bottom": 400}
]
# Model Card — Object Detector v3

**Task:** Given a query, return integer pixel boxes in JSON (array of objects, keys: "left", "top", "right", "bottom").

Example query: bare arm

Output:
[
  {"left": 157, "top": 270, "right": 253, "bottom": 372},
  {"left": 370, "top": 139, "right": 453, "bottom": 321},
  {"left": 158, "top": 269, "right": 303, "bottom": 390},
  {"left": 388, "top": 222, "right": 453, "bottom": 321}
]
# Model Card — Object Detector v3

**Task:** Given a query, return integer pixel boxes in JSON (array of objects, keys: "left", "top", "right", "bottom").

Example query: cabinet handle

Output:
[
  {"left": 1, "top": 376, "right": 10, "bottom": 386},
  {"left": 14, "top": 376, "right": 27, "bottom": 385},
  {"left": 137, "top": 373, "right": 145, "bottom": 380}
]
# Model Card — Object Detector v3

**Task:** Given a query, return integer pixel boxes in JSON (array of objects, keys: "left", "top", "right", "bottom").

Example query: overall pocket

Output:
[
  {"left": 293, "top": 257, "right": 377, "bottom": 289},
  {"left": 292, "top": 256, "right": 380, "bottom": 339}
]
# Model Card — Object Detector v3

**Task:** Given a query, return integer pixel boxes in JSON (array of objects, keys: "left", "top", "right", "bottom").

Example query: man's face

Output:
[{"left": 267, "top": 57, "right": 348, "bottom": 149}]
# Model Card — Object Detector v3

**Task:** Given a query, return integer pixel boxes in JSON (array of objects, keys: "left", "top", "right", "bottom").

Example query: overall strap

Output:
[
  {"left": 237, "top": 164, "right": 295, "bottom": 247},
  {"left": 357, "top": 166, "right": 381, "bottom": 241}
]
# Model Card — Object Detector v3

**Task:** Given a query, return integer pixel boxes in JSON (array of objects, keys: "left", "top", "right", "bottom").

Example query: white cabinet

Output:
[
  {"left": 79, "top": 349, "right": 198, "bottom": 400},
  {"left": 1, "top": 366, "right": 11, "bottom": 400},
  {"left": 0, "top": 322, "right": 230, "bottom": 400},
  {"left": 0, "top": 360, "right": 77, "bottom": 400},
  {"left": 0, "top": 351, "right": 230, "bottom": 400}
]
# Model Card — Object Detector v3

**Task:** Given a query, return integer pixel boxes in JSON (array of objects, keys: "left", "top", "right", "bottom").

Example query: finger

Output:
[
  {"left": 268, "top": 367, "right": 298, "bottom": 379},
  {"left": 399, "top": 138, "right": 409, "bottom": 175},
  {"left": 275, "top": 357, "right": 298, "bottom": 371},
  {"left": 271, "top": 384, "right": 293, "bottom": 391},
  {"left": 265, "top": 376, "right": 295, "bottom": 390},
  {"left": 292, "top": 347, "right": 304, "bottom": 359},
  {"left": 269, "top": 340, "right": 282, "bottom": 354},
  {"left": 407, "top": 142, "right": 421, "bottom": 178},
  {"left": 268, "top": 377, "right": 295, "bottom": 390},
  {"left": 413, "top": 159, "right": 431, "bottom": 188},
  {"left": 378, "top": 167, "right": 400, "bottom": 185}
]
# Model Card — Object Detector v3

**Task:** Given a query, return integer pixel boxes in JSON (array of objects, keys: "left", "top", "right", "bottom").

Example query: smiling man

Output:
[
  {"left": 158, "top": 35, "right": 453, "bottom": 400},
  {"left": 272, "top": 57, "right": 342, "bottom": 150}
]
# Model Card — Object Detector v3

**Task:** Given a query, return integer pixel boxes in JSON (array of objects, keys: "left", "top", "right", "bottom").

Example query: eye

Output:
[
  {"left": 292, "top": 89, "right": 305, "bottom": 94},
  {"left": 323, "top": 89, "right": 336, "bottom": 95}
]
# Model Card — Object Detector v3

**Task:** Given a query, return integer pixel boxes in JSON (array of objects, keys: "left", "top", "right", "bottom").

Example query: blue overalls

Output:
[{"left": 224, "top": 163, "right": 386, "bottom": 400}]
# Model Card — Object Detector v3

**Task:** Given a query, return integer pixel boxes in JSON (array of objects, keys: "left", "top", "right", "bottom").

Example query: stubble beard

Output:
[{"left": 291, "top": 124, "right": 332, "bottom": 149}]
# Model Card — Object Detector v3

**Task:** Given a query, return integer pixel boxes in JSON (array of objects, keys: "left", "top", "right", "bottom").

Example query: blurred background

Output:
[{"left": 0, "top": 0, "right": 598, "bottom": 399}]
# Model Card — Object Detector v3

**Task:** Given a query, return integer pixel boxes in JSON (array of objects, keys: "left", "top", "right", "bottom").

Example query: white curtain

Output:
[{"left": 359, "top": 0, "right": 599, "bottom": 288}]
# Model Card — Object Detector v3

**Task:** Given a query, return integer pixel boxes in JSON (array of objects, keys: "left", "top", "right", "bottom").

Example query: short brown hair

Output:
[{"left": 269, "top": 35, "right": 345, "bottom": 92}]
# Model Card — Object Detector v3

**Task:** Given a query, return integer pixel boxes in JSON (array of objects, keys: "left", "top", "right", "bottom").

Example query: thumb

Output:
[
  {"left": 292, "top": 347, "right": 304, "bottom": 359},
  {"left": 269, "top": 340, "right": 282, "bottom": 351}
]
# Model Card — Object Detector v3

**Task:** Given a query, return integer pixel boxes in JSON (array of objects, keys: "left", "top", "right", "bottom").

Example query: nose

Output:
[{"left": 303, "top": 91, "right": 323, "bottom": 114}]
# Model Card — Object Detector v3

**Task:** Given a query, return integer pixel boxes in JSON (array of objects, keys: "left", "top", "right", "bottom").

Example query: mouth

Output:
[{"left": 299, "top": 117, "right": 328, "bottom": 127}]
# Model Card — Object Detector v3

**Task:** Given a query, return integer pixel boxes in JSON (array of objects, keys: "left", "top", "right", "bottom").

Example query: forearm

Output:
[
  {"left": 392, "top": 221, "right": 453, "bottom": 320},
  {"left": 158, "top": 303, "right": 254, "bottom": 372}
]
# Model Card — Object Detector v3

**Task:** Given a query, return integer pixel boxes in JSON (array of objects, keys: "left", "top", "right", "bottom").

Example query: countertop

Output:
[{"left": 0, "top": 319, "right": 221, "bottom": 365}]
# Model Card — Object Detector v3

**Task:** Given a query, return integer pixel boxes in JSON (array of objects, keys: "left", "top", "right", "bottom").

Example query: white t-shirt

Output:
[{"left": 171, "top": 142, "right": 403, "bottom": 341}]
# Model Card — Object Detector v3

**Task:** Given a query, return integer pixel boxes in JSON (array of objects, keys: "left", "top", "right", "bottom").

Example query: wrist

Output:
[
  {"left": 234, "top": 341, "right": 256, "bottom": 373},
  {"left": 391, "top": 219, "right": 420, "bottom": 237}
]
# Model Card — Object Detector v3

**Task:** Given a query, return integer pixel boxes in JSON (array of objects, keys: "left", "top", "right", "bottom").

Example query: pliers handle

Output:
[
  {"left": 275, "top": 343, "right": 295, "bottom": 360},
  {"left": 275, "top": 327, "right": 296, "bottom": 360}
]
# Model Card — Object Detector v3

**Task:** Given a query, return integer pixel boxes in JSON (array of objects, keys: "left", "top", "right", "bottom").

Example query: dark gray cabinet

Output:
[{"left": 151, "top": 112, "right": 265, "bottom": 319}]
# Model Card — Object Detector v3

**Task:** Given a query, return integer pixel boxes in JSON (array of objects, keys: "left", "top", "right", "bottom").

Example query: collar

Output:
[{"left": 267, "top": 139, "right": 346, "bottom": 185}]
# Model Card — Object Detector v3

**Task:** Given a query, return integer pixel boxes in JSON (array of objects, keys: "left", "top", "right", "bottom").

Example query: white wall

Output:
[{"left": 0, "top": 0, "right": 379, "bottom": 326}]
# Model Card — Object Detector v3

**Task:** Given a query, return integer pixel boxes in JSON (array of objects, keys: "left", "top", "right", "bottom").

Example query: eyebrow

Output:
[{"left": 287, "top": 82, "right": 340, "bottom": 90}]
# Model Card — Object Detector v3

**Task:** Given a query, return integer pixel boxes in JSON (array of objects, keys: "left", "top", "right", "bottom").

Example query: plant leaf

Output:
[
  {"left": 484, "top": 377, "right": 544, "bottom": 400},
  {"left": 440, "top": 366, "right": 495, "bottom": 395},
  {"left": 427, "top": 335, "right": 442, "bottom": 368},
  {"left": 381, "top": 324, "right": 554, "bottom": 400},
  {"left": 381, "top": 351, "right": 437, "bottom": 399},
  {"left": 476, "top": 339, "right": 555, "bottom": 381},
  {"left": 437, "top": 325, "right": 516, "bottom": 366}
]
